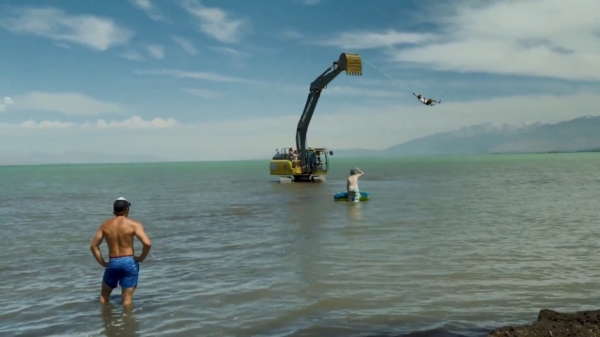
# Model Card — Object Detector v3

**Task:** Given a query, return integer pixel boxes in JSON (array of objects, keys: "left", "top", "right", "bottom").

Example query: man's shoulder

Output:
[
  {"left": 127, "top": 218, "right": 142, "bottom": 226},
  {"left": 100, "top": 218, "right": 113, "bottom": 227},
  {"left": 101, "top": 217, "right": 141, "bottom": 227}
]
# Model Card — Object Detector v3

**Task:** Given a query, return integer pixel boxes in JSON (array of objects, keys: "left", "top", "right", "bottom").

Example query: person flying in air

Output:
[{"left": 413, "top": 93, "right": 441, "bottom": 106}]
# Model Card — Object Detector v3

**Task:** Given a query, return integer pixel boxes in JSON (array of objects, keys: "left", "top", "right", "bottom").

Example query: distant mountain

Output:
[
  {"left": 331, "top": 148, "right": 387, "bottom": 158},
  {"left": 333, "top": 115, "right": 600, "bottom": 157},
  {"left": 0, "top": 151, "right": 166, "bottom": 166},
  {"left": 489, "top": 115, "right": 600, "bottom": 153}
]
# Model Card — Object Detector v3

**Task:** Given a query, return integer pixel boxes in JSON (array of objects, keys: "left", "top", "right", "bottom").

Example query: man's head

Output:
[
  {"left": 350, "top": 168, "right": 357, "bottom": 175},
  {"left": 113, "top": 197, "right": 131, "bottom": 216}
]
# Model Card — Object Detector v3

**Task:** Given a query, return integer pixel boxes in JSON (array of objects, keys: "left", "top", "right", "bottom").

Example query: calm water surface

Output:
[{"left": 1, "top": 154, "right": 600, "bottom": 337}]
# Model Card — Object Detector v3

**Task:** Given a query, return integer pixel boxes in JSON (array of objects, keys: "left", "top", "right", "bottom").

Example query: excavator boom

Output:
[{"left": 295, "top": 53, "right": 362, "bottom": 172}]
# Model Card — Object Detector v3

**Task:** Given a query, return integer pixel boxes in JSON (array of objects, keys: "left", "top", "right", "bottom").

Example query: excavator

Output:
[{"left": 269, "top": 52, "right": 363, "bottom": 183}]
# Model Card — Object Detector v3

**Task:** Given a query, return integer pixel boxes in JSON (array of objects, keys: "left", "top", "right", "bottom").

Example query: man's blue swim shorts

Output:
[{"left": 102, "top": 255, "right": 139, "bottom": 289}]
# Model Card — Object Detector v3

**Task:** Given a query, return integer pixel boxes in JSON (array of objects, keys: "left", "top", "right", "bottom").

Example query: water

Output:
[{"left": 1, "top": 154, "right": 600, "bottom": 337}]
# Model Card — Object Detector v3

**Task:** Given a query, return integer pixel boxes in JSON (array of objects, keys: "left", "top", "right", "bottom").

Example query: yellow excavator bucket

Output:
[{"left": 337, "top": 53, "right": 362, "bottom": 76}]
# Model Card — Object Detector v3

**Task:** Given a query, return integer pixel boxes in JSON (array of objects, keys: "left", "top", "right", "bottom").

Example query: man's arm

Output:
[
  {"left": 133, "top": 222, "right": 152, "bottom": 262},
  {"left": 90, "top": 228, "right": 107, "bottom": 267},
  {"left": 356, "top": 167, "right": 364, "bottom": 178}
]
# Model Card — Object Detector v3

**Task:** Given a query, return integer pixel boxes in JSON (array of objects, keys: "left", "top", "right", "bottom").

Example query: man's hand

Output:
[{"left": 134, "top": 256, "right": 144, "bottom": 263}]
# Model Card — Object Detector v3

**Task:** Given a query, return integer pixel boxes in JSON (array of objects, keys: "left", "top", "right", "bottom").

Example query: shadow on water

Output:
[{"left": 100, "top": 305, "right": 140, "bottom": 337}]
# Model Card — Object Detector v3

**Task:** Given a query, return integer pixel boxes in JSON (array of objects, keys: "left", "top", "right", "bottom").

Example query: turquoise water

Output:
[{"left": 1, "top": 154, "right": 599, "bottom": 337}]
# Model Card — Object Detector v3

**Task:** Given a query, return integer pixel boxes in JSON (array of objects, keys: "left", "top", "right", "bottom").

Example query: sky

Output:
[{"left": 1, "top": 0, "right": 600, "bottom": 161}]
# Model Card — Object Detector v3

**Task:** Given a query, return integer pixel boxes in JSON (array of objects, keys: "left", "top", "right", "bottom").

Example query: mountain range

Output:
[{"left": 333, "top": 115, "right": 600, "bottom": 158}]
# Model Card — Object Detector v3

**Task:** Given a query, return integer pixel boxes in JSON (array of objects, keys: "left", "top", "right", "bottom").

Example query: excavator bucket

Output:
[{"left": 337, "top": 53, "right": 362, "bottom": 76}]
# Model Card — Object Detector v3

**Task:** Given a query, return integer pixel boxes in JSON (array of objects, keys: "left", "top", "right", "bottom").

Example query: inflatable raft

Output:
[{"left": 333, "top": 191, "right": 370, "bottom": 202}]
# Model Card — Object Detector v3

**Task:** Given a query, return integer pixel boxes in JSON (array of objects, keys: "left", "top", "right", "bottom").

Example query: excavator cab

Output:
[
  {"left": 270, "top": 147, "right": 334, "bottom": 182},
  {"left": 306, "top": 147, "right": 333, "bottom": 175}
]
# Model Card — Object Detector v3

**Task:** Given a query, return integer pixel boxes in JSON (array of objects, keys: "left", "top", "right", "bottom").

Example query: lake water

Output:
[{"left": 1, "top": 154, "right": 599, "bottom": 337}]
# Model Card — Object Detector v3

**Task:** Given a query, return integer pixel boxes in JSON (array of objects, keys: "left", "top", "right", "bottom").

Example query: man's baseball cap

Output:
[{"left": 113, "top": 197, "right": 131, "bottom": 212}]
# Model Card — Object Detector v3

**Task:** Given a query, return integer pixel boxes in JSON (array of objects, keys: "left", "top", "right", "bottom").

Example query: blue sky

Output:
[{"left": 1, "top": 0, "right": 600, "bottom": 161}]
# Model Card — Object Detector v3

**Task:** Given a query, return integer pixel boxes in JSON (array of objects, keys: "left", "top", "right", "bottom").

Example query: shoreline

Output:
[
  {"left": 487, "top": 308, "right": 600, "bottom": 337},
  {"left": 1, "top": 150, "right": 599, "bottom": 167}
]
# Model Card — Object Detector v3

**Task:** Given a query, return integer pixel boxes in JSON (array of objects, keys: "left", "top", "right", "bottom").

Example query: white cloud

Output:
[
  {"left": 170, "top": 35, "right": 197, "bottom": 55},
  {"left": 327, "top": 86, "right": 398, "bottom": 98},
  {"left": 279, "top": 84, "right": 399, "bottom": 98},
  {"left": 2, "top": 91, "right": 598, "bottom": 161},
  {"left": 0, "top": 116, "right": 177, "bottom": 130},
  {"left": 182, "top": 88, "right": 221, "bottom": 98},
  {"left": 209, "top": 46, "right": 250, "bottom": 67},
  {"left": 119, "top": 50, "right": 144, "bottom": 61},
  {"left": 209, "top": 46, "right": 248, "bottom": 58},
  {"left": 96, "top": 116, "right": 177, "bottom": 129},
  {"left": 54, "top": 42, "right": 71, "bottom": 49},
  {"left": 11, "top": 91, "right": 125, "bottom": 116},
  {"left": 146, "top": 44, "right": 165, "bottom": 59},
  {"left": 315, "top": 29, "right": 430, "bottom": 50},
  {"left": 134, "top": 69, "right": 255, "bottom": 84},
  {"left": 180, "top": 0, "right": 249, "bottom": 43},
  {"left": 0, "top": 96, "right": 14, "bottom": 111},
  {"left": 0, "top": 7, "right": 134, "bottom": 51},
  {"left": 18, "top": 119, "right": 77, "bottom": 129},
  {"left": 129, "top": 0, "right": 165, "bottom": 22},
  {"left": 386, "top": 0, "right": 600, "bottom": 81}
]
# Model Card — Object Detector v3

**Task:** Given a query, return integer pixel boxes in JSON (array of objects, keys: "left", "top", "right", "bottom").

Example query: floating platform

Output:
[{"left": 333, "top": 191, "right": 370, "bottom": 202}]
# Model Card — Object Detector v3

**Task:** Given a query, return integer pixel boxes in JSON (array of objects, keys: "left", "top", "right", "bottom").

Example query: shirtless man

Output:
[
  {"left": 90, "top": 197, "right": 152, "bottom": 307},
  {"left": 413, "top": 93, "right": 441, "bottom": 106},
  {"left": 346, "top": 167, "right": 364, "bottom": 202}
]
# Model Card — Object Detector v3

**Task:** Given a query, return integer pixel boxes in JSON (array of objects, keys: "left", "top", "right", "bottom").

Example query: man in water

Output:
[
  {"left": 90, "top": 197, "right": 152, "bottom": 307},
  {"left": 347, "top": 167, "right": 364, "bottom": 202}
]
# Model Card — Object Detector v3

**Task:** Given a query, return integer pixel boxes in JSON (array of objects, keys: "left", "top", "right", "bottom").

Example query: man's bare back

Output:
[
  {"left": 98, "top": 216, "right": 146, "bottom": 258},
  {"left": 347, "top": 168, "right": 364, "bottom": 202},
  {"left": 90, "top": 197, "right": 151, "bottom": 307}
]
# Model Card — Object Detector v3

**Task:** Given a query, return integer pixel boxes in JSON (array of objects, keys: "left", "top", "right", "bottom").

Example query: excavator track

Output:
[{"left": 337, "top": 53, "right": 362, "bottom": 76}]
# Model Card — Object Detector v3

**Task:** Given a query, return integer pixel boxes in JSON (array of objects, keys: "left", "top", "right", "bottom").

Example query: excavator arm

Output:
[{"left": 295, "top": 53, "right": 362, "bottom": 172}]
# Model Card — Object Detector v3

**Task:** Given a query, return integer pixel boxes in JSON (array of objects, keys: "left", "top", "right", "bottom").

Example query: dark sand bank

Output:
[
  {"left": 488, "top": 309, "right": 600, "bottom": 337},
  {"left": 360, "top": 309, "right": 600, "bottom": 337}
]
